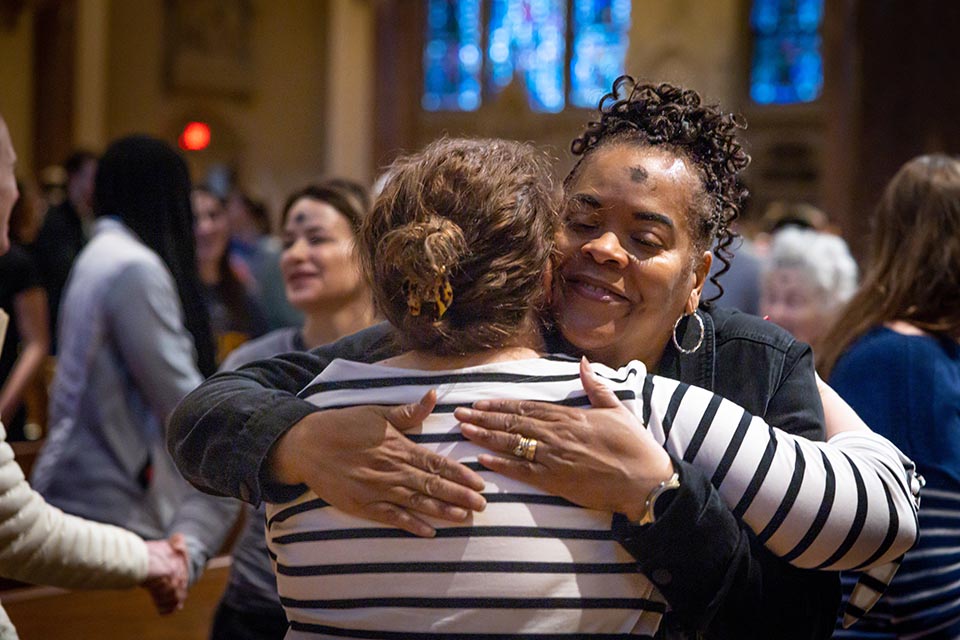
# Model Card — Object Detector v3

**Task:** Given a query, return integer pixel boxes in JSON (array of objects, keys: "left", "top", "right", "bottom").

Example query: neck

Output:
[
  {"left": 581, "top": 333, "right": 670, "bottom": 373},
  {"left": 380, "top": 315, "right": 546, "bottom": 370},
  {"left": 300, "top": 297, "right": 377, "bottom": 349},
  {"left": 198, "top": 260, "right": 220, "bottom": 286}
]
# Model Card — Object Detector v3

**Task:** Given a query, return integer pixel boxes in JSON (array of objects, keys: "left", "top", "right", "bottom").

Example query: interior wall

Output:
[
  {"left": 0, "top": 7, "right": 35, "bottom": 172},
  {"left": 374, "top": 0, "right": 746, "bottom": 177},
  {"left": 106, "top": 0, "right": 331, "bottom": 219},
  {"left": 625, "top": 0, "right": 745, "bottom": 109}
]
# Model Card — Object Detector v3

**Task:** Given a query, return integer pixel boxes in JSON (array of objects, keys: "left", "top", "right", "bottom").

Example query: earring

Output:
[{"left": 672, "top": 309, "right": 704, "bottom": 355}]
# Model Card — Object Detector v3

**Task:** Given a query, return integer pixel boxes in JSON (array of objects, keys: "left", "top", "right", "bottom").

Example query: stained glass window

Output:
[
  {"left": 750, "top": 0, "right": 824, "bottom": 105},
  {"left": 570, "top": 0, "right": 631, "bottom": 108},
  {"left": 423, "top": 0, "right": 630, "bottom": 112},
  {"left": 487, "top": 0, "right": 566, "bottom": 113},
  {"left": 423, "top": 0, "right": 483, "bottom": 111}
]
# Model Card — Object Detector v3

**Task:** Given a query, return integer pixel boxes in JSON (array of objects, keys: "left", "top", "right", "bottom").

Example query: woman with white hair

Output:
[{"left": 760, "top": 226, "right": 858, "bottom": 354}]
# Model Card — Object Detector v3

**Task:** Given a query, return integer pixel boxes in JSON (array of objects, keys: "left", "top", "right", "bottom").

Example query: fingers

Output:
[
  {"left": 470, "top": 398, "right": 569, "bottom": 421},
  {"left": 476, "top": 452, "right": 537, "bottom": 483},
  {"left": 454, "top": 406, "right": 546, "bottom": 438},
  {"left": 364, "top": 502, "right": 437, "bottom": 538},
  {"left": 405, "top": 462, "right": 488, "bottom": 513},
  {"left": 460, "top": 422, "right": 529, "bottom": 458},
  {"left": 387, "top": 389, "right": 438, "bottom": 431},
  {"left": 412, "top": 445, "right": 486, "bottom": 492},
  {"left": 579, "top": 356, "right": 622, "bottom": 409}
]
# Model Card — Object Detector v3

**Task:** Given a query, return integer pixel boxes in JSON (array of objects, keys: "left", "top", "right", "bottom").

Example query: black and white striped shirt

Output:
[{"left": 266, "top": 356, "right": 918, "bottom": 639}]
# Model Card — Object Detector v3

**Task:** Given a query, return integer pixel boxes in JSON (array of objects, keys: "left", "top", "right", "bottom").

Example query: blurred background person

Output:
[
  {"left": 0, "top": 112, "right": 192, "bottom": 638},
  {"left": 29, "top": 149, "right": 97, "bottom": 350},
  {"left": 207, "top": 179, "right": 376, "bottom": 640},
  {"left": 193, "top": 186, "right": 269, "bottom": 364},
  {"left": 30, "top": 135, "right": 235, "bottom": 590},
  {"left": 820, "top": 154, "right": 960, "bottom": 639},
  {"left": 752, "top": 201, "right": 835, "bottom": 258},
  {"left": 760, "top": 226, "right": 858, "bottom": 356},
  {"left": 0, "top": 179, "right": 50, "bottom": 441},
  {"left": 226, "top": 189, "right": 303, "bottom": 331}
]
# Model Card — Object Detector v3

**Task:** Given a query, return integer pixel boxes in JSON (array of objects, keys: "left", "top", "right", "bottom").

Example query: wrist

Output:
[
  {"left": 267, "top": 418, "right": 310, "bottom": 485},
  {"left": 624, "top": 458, "right": 679, "bottom": 524}
]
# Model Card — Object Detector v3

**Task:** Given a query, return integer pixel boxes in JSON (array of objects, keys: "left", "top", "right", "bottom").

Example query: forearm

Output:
[
  {"left": 645, "top": 374, "right": 919, "bottom": 569},
  {"left": 0, "top": 342, "right": 48, "bottom": 424},
  {"left": 0, "top": 432, "right": 149, "bottom": 589},
  {"left": 168, "top": 323, "right": 399, "bottom": 504},
  {"left": 615, "top": 459, "right": 761, "bottom": 633},
  {"left": 617, "top": 459, "right": 840, "bottom": 639},
  {"left": 168, "top": 369, "right": 320, "bottom": 503}
]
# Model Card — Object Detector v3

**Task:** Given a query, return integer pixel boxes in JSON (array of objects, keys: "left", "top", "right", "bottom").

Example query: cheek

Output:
[{"left": 555, "top": 229, "right": 579, "bottom": 262}]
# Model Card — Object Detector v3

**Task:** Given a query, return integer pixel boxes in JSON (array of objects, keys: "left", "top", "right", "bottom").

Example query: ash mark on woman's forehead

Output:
[
  {"left": 293, "top": 210, "right": 308, "bottom": 225},
  {"left": 630, "top": 166, "right": 648, "bottom": 182}
]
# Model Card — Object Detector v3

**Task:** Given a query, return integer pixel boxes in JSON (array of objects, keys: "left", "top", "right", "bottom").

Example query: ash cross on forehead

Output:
[
  {"left": 630, "top": 166, "right": 648, "bottom": 182},
  {"left": 294, "top": 211, "right": 308, "bottom": 224}
]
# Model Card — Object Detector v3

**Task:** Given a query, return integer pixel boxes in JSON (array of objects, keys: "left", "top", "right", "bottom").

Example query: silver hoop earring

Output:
[{"left": 672, "top": 310, "right": 704, "bottom": 355}]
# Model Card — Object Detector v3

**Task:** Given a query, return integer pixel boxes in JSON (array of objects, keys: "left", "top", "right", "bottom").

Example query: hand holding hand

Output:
[
  {"left": 268, "top": 390, "right": 487, "bottom": 538},
  {"left": 141, "top": 533, "right": 189, "bottom": 615},
  {"left": 455, "top": 357, "right": 674, "bottom": 520}
]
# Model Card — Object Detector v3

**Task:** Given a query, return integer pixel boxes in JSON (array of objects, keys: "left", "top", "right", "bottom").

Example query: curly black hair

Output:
[{"left": 567, "top": 77, "right": 750, "bottom": 301}]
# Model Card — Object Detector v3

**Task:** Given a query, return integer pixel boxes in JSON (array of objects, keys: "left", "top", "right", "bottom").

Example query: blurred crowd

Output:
[{"left": 0, "top": 91, "right": 957, "bottom": 640}]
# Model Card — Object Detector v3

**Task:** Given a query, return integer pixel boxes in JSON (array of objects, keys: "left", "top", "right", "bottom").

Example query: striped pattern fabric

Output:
[
  {"left": 266, "top": 356, "right": 919, "bottom": 639},
  {"left": 835, "top": 487, "right": 960, "bottom": 639}
]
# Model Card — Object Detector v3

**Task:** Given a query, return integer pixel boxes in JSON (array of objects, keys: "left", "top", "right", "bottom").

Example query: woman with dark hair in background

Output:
[
  {"left": 30, "top": 134, "right": 236, "bottom": 587},
  {"left": 170, "top": 81, "right": 919, "bottom": 639},
  {"left": 208, "top": 180, "right": 376, "bottom": 640},
  {"left": 820, "top": 155, "right": 960, "bottom": 639},
  {"left": 193, "top": 186, "right": 269, "bottom": 363},
  {"left": 0, "top": 179, "right": 49, "bottom": 441}
]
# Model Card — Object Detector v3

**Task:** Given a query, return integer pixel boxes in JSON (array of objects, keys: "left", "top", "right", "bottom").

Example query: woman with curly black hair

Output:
[
  {"left": 169, "top": 79, "right": 917, "bottom": 639},
  {"left": 458, "top": 77, "right": 868, "bottom": 638}
]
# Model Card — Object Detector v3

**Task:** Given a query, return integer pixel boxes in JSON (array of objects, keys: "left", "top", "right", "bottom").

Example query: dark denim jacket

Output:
[
  {"left": 642, "top": 305, "right": 838, "bottom": 639},
  {"left": 169, "top": 305, "right": 836, "bottom": 640}
]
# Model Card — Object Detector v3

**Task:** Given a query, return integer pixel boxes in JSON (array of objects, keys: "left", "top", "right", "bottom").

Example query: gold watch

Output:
[{"left": 636, "top": 471, "right": 680, "bottom": 526}]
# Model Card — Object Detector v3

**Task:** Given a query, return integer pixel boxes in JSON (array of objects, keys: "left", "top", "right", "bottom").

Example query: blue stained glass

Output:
[
  {"left": 750, "top": 0, "right": 824, "bottom": 104},
  {"left": 486, "top": 0, "right": 567, "bottom": 113},
  {"left": 423, "top": 0, "right": 482, "bottom": 111},
  {"left": 570, "top": 0, "right": 631, "bottom": 108}
]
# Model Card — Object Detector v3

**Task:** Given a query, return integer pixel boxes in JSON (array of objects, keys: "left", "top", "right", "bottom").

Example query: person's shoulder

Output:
[
  {"left": 705, "top": 305, "right": 799, "bottom": 353},
  {"left": 837, "top": 326, "right": 955, "bottom": 374},
  {"left": 220, "top": 327, "right": 299, "bottom": 371}
]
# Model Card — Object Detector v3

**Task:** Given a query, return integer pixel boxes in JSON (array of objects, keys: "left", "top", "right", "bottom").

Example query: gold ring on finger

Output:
[{"left": 512, "top": 435, "right": 538, "bottom": 462}]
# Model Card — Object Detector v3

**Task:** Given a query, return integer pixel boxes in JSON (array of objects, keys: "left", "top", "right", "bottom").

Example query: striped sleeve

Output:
[{"left": 617, "top": 371, "right": 920, "bottom": 571}]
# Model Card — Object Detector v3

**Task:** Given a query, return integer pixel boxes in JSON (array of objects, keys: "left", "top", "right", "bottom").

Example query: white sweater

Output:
[{"left": 0, "top": 423, "right": 149, "bottom": 639}]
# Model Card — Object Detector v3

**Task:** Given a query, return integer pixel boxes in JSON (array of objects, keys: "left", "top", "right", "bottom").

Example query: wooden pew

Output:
[{"left": 1, "top": 556, "right": 232, "bottom": 640}]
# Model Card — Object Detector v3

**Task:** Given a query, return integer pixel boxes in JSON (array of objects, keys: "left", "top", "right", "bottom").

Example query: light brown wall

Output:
[
  {"left": 0, "top": 8, "right": 35, "bottom": 172},
  {"left": 625, "top": 0, "right": 746, "bottom": 110},
  {"left": 106, "top": 0, "right": 330, "bottom": 217}
]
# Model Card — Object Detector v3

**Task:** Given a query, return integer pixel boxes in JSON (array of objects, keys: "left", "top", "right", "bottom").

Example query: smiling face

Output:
[
  {"left": 280, "top": 196, "right": 365, "bottom": 313},
  {"left": 554, "top": 144, "right": 711, "bottom": 369},
  {"left": 192, "top": 190, "right": 230, "bottom": 267}
]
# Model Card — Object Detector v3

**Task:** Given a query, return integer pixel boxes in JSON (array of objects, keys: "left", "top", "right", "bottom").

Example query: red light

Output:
[{"left": 179, "top": 121, "right": 211, "bottom": 151}]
